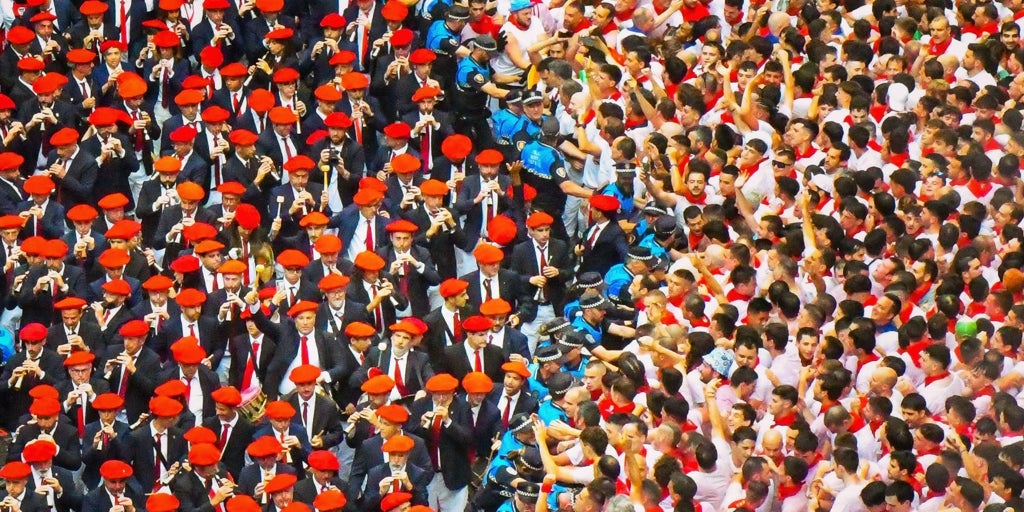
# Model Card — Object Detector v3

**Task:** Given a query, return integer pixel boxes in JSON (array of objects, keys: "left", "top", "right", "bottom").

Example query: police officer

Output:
[
  {"left": 604, "top": 246, "right": 656, "bottom": 301},
  {"left": 474, "top": 447, "right": 543, "bottom": 512},
  {"left": 425, "top": 5, "right": 470, "bottom": 91},
  {"left": 454, "top": 35, "right": 511, "bottom": 147},
  {"left": 516, "top": 118, "right": 591, "bottom": 241},
  {"left": 599, "top": 163, "right": 639, "bottom": 219},
  {"left": 496, "top": 482, "right": 540, "bottom": 512},
  {"left": 492, "top": 90, "right": 525, "bottom": 152},
  {"left": 509, "top": 90, "right": 547, "bottom": 157}
]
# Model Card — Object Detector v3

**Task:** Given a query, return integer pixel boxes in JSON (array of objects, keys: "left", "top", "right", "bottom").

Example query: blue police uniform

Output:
[
  {"left": 488, "top": 429, "right": 527, "bottom": 475},
  {"left": 599, "top": 183, "right": 635, "bottom": 218},
  {"left": 571, "top": 316, "right": 603, "bottom": 347},
  {"left": 455, "top": 54, "right": 496, "bottom": 144},
  {"left": 493, "top": 108, "right": 526, "bottom": 145},
  {"left": 425, "top": 19, "right": 460, "bottom": 53},
  {"left": 561, "top": 355, "right": 589, "bottom": 379},
  {"left": 526, "top": 362, "right": 550, "bottom": 400},
  {"left": 520, "top": 139, "right": 570, "bottom": 237},
  {"left": 637, "top": 232, "right": 669, "bottom": 259},
  {"left": 604, "top": 263, "right": 634, "bottom": 298},
  {"left": 536, "top": 398, "right": 569, "bottom": 425}
]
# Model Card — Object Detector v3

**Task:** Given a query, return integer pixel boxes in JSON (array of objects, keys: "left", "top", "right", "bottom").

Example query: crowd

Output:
[{"left": 0, "top": 0, "right": 1017, "bottom": 510}]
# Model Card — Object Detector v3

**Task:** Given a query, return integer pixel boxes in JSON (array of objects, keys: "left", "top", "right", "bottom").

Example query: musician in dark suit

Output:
[
  {"left": 86, "top": 280, "right": 138, "bottom": 348},
  {"left": 17, "top": 90, "right": 76, "bottom": 177},
  {"left": 112, "top": 396, "right": 186, "bottom": 492},
  {"left": 315, "top": 275, "right": 369, "bottom": 341},
  {"left": 379, "top": 219, "right": 441, "bottom": 318},
  {"left": 332, "top": 193, "right": 390, "bottom": 262},
  {"left": 80, "top": 459, "right": 146, "bottom": 512},
  {"left": 202, "top": 386, "right": 258, "bottom": 480},
  {"left": 18, "top": 241, "right": 88, "bottom": 327},
  {"left": 237, "top": 438, "right": 298, "bottom": 499},
  {"left": 308, "top": 113, "right": 365, "bottom": 207},
  {"left": 80, "top": 115, "right": 138, "bottom": 212},
  {"left": 23, "top": 440, "right": 84, "bottom": 512},
  {"left": 0, "top": 324, "right": 66, "bottom": 430},
  {"left": 57, "top": 351, "right": 111, "bottom": 435},
  {"left": 17, "top": 176, "right": 66, "bottom": 240},
  {"left": 0, "top": 461, "right": 58, "bottom": 512},
  {"left": 7, "top": 398, "right": 82, "bottom": 471},
  {"left": 253, "top": 300, "right": 345, "bottom": 400},
  {"left": 285, "top": 365, "right": 344, "bottom": 451},
  {"left": 255, "top": 107, "right": 303, "bottom": 168},
  {"left": 80, "top": 393, "right": 130, "bottom": 489},
  {"left": 152, "top": 181, "right": 218, "bottom": 252},
  {"left": 368, "top": 123, "right": 421, "bottom": 178},
  {"left": 167, "top": 442, "right": 237, "bottom": 512},
  {"left": 226, "top": 309, "right": 278, "bottom": 394},
  {"left": 340, "top": 0, "right": 389, "bottom": 73},
  {"left": 400, "top": 180, "right": 465, "bottom": 281},
  {"left": 42, "top": 128, "right": 99, "bottom": 210},
  {"left": 157, "top": 343, "right": 222, "bottom": 422},
  {"left": 454, "top": 150, "right": 513, "bottom": 250},
  {"left": 336, "top": 74, "right": 385, "bottom": 159},
  {"left": 267, "top": 158, "right": 329, "bottom": 240},
  {"left": 461, "top": 244, "right": 536, "bottom": 324},
  {"left": 293, "top": 456, "right": 348, "bottom": 507},
  {"left": 486, "top": 361, "right": 539, "bottom": 429},
  {"left": 252, "top": 401, "right": 313, "bottom": 475},
  {"left": 358, "top": 435, "right": 431, "bottom": 510},
  {"left": 388, "top": 49, "right": 444, "bottom": 121},
  {"left": 421, "top": 279, "right": 471, "bottom": 363},
  {"left": 0, "top": 156, "right": 26, "bottom": 215},
  {"left": 346, "top": 404, "right": 432, "bottom": 501},
  {"left": 462, "top": 373, "right": 503, "bottom": 464},
  {"left": 346, "top": 250, "right": 409, "bottom": 333},
  {"left": 479, "top": 299, "right": 531, "bottom": 359},
  {"left": 360, "top": 321, "right": 434, "bottom": 401},
  {"left": 442, "top": 316, "right": 506, "bottom": 383},
  {"left": 401, "top": 88, "right": 453, "bottom": 175},
  {"left": 296, "top": 15, "right": 347, "bottom": 86},
  {"left": 100, "top": 322, "right": 162, "bottom": 423},
  {"left": 577, "top": 195, "right": 629, "bottom": 277},
  {"left": 510, "top": 211, "right": 573, "bottom": 316},
  {"left": 333, "top": 322, "right": 376, "bottom": 410},
  {"left": 404, "top": 374, "right": 473, "bottom": 510},
  {"left": 191, "top": 11, "right": 244, "bottom": 63}
]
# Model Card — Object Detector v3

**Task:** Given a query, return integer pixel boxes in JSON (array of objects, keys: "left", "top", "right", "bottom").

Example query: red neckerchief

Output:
[
  {"left": 928, "top": 36, "right": 953, "bottom": 56},
  {"left": 613, "top": 8, "right": 633, "bottom": 22},
  {"left": 777, "top": 483, "right": 803, "bottom": 500},
  {"left": 604, "top": 90, "right": 623, "bottom": 102},
  {"left": 856, "top": 353, "right": 879, "bottom": 373},
  {"left": 991, "top": 311, "right": 1006, "bottom": 323},
  {"left": 668, "top": 295, "right": 684, "bottom": 308},
  {"left": 690, "top": 316, "right": 710, "bottom": 328},
  {"left": 688, "top": 231, "right": 704, "bottom": 251},
  {"left": 681, "top": 188, "right": 707, "bottom": 205},
  {"left": 509, "top": 16, "right": 530, "bottom": 30},
  {"left": 599, "top": 22, "right": 616, "bottom": 35},
  {"left": 1015, "top": 9, "right": 1024, "bottom": 20},
  {"left": 966, "top": 178, "right": 993, "bottom": 198},
  {"left": 569, "top": 18, "right": 592, "bottom": 34},
  {"left": 889, "top": 152, "right": 910, "bottom": 168},
  {"left": 975, "top": 384, "right": 995, "bottom": 398},
  {"left": 679, "top": 2, "right": 709, "bottom": 21},
  {"left": 624, "top": 117, "right": 648, "bottom": 130},
  {"left": 870, "top": 104, "right": 888, "bottom": 123},
  {"left": 469, "top": 16, "right": 499, "bottom": 37},
  {"left": 805, "top": 452, "right": 824, "bottom": 467},
  {"left": 773, "top": 412, "right": 797, "bottom": 427},
  {"left": 867, "top": 140, "right": 883, "bottom": 152},
  {"left": 862, "top": 294, "right": 878, "bottom": 307},
  {"left": 917, "top": 444, "right": 941, "bottom": 457},
  {"left": 906, "top": 475, "right": 924, "bottom": 495},
  {"left": 739, "top": 157, "right": 767, "bottom": 175},
  {"left": 923, "top": 490, "right": 946, "bottom": 503},
  {"left": 726, "top": 288, "right": 752, "bottom": 302},
  {"left": 580, "top": 109, "right": 596, "bottom": 125},
  {"left": 899, "top": 339, "right": 930, "bottom": 368},
  {"left": 983, "top": 138, "right": 1002, "bottom": 152},
  {"left": 727, "top": 499, "right": 748, "bottom": 511},
  {"left": 793, "top": 144, "right": 817, "bottom": 160},
  {"left": 908, "top": 282, "right": 931, "bottom": 305},
  {"left": 924, "top": 371, "right": 951, "bottom": 386},
  {"left": 848, "top": 413, "right": 867, "bottom": 433},
  {"left": 950, "top": 175, "right": 969, "bottom": 187},
  {"left": 966, "top": 302, "right": 986, "bottom": 317},
  {"left": 704, "top": 88, "right": 723, "bottom": 111}
]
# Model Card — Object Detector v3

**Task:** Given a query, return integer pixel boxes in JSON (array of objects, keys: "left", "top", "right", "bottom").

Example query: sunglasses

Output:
[{"left": 772, "top": 160, "right": 791, "bottom": 168}]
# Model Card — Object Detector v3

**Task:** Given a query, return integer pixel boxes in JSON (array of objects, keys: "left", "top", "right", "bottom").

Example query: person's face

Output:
[
  {"left": 294, "top": 311, "right": 316, "bottom": 333},
  {"left": 734, "top": 345, "right": 757, "bottom": 368},
  {"left": 593, "top": 5, "right": 612, "bottom": 26},
  {"left": 479, "top": 163, "right": 500, "bottom": 180},
  {"left": 289, "top": 171, "right": 310, "bottom": 190},
  {"left": 564, "top": 5, "right": 583, "bottom": 28},
  {"left": 222, "top": 273, "right": 242, "bottom": 291},
  {"left": 479, "top": 261, "right": 500, "bottom": 277},
  {"left": 101, "top": 477, "right": 126, "bottom": 496},
  {"left": 1004, "top": 28, "right": 1021, "bottom": 50},
  {"left": 523, "top": 101, "right": 544, "bottom": 121},
  {"left": 734, "top": 437, "right": 756, "bottom": 460},
  {"left": 797, "top": 335, "right": 816, "bottom": 360},
  {"left": 685, "top": 171, "right": 706, "bottom": 196},
  {"left": 391, "top": 331, "right": 412, "bottom": 352},
  {"left": 271, "top": 488, "right": 293, "bottom": 509},
  {"left": 929, "top": 19, "right": 949, "bottom": 42},
  {"left": 503, "top": 372, "right": 525, "bottom": 394},
  {"left": 686, "top": 214, "right": 705, "bottom": 235},
  {"left": 390, "top": 232, "right": 413, "bottom": 253},
  {"left": 35, "top": 413, "right": 57, "bottom": 430},
  {"left": 61, "top": 308, "right": 83, "bottom": 327},
  {"left": 68, "top": 363, "right": 91, "bottom": 384},
  {"left": 296, "top": 381, "right": 316, "bottom": 400}
]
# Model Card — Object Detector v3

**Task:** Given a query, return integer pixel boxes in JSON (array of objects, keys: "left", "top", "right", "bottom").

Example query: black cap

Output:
[
  {"left": 579, "top": 291, "right": 610, "bottom": 310},
  {"left": 522, "top": 90, "right": 544, "bottom": 105},
  {"left": 558, "top": 331, "right": 586, "bottom": 349},
  {"left": 534, "top": 345, "right": 563, "bottom": 364},
  {"left": 447, "top": 4, "right": 470, "bottom": 19},
  {"left": 577, "top": 272, "right": 604, "bottom": 288},
  {"left": 546, "top": 372, "right": 574, "bottom": 396},
  {"left": 508, "top": 413, "right": 532, "bottom": 433},
  {"left": 627, "top": 246, "right": 654, "bottom": 263},
  {"left": 472, "top": 34, "right": 498, "bottom": 52},
  {"left": 643, "top": 204, "right": 667, "bottom": 216},
  {"left": 505, "top": 89, "right": 524, "bottom": 105},
  {"left": 519, "top": 446, "right": 543, "bottom": 472},
  {"left": 614, "top": 162, "right": 638, "bottom": 175},
  {"left": 539, "top": 317, "right": 573, "bottom": 336},
  {"left": 540, "top": 117, "right": 560, "bottom": 136},
  {"left": 653, "top": 215, "right": 677, "bottom": 235},
  {"left": 516, "top": 482, "right": 540, "bottom": 503}
]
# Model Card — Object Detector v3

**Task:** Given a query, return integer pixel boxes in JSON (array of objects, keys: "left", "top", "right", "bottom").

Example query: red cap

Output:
[
  {"left": 276, "top": 249, "right": 311, "bottom": 268},
  {"left": 91, "top": 393, "right": 125, "bottom": 411},
  {"left": 49, "top": 127, "right": 79, "bottom": 147},
  {"left": 589, "top": 194, "right": 621, "bottom": 212},
  {"left": 170, "top": 255, "right": 201, "bottom": 273},
  {"left": 99, "top": 460, "right": 133, "bottom": 480},
  {"left": 287, "top": 300, "right": 318, "bottom": 317},
  {"left": 119, "top": 319, "right": 149, "bottom": 338},
  {"left": 30, "top": 398, "right": 61, "bottom": 417},
  {"left": 345, "top": 322, "right": 377, "bottom": 338},
  {"left": 462, "top": 315, "right": 493, "bottom": 332},
  {"left": 234, "top": 203, "right": 261, "bottom": 230},
  {"left": 264, "top": 474, "right": 298, "bottom": 494},
  {"left": 53, "top": 297, "right": 87, "bottom": 310},
  {"left": 246, "top": 436, "right": 283, "bottom": 458},
  {"left": 188, "top": 443, "right": 221, "bottom": 466},
  {"left": 313, "top": 489, "right": 347, "bottom": 511},
  {"left": 142, "top": 274, "right": 174, "bottom": 291},
  {"left": 353, "top": 251, "right": 386, "bottom": 271},
  {"left": 383, "top": 122, "right": 411, "bottom": 139},
  {"left": 390, "top": 153, "right": 420, "bottom": 174},
  {"left": 220, "top": 62, "right": 248, "bottom": 78},
  {"left": 154, "top": 156, "right": 182, "bottom": 173},
  {"left": 439, "top": 278, "right": 469, "bottom": 298},
  {"left": 381, "top": 0, "right": 408, "bottom": 21},
  {"left": 289, "top": 364, "right": 321, "bottom": 384},
  {"left": 8, "top": 27, "right": 35, "bottom": 45},
  {"left": 487, "top": 215, "right": 517, "bottom": 245},
  {"left": 381, "top": 493, "right": 413, "bottom": 512},
  {"left": 463, "top": 372, "right": 494, "bottom": 394},
  {"left": 385, "top": 219, "right": 418, "bottom": 233},
  {"left": 268, "top": 106, "right": 297, "bottom": 125},
  {"left": 340, "top": 72, "right": 369, "bottom": 90},
  {"left": 412, "top": 86, "right": 441, "bottom": 102},
  {"left": 146, "top": 494, "right": 180, "bottom": 512},
  {"left": 149, "top": 395, "right": 185, "bottom": 417},
  {"left": 318, "top": 273, "right": 350, "bottom": 291},
  {"left": 0, "top": 462, "right": 31, "bottom": 480},
  {"left": 390, "top": 28, "right": 414, "bottom": 47},
  {"left": 153, "top": 30, "right": 181, "bottom": 48},
  {"left": 272, "top": 67, "right": 300, "bottom": 84},
  {"left": 320, "top": 13, "right": 346, "bottom": 28},
  {"left": 475, "top": 149, "right": 504, "bottom": 166},
  {"left": 361, "top": 375, "right": 396, "bottom": 394},
  {"left": 98, "top": 248, "right": 131, "bottom": 268},
  {"left": 526, "top": 211, "right": 554, "bottom": 228},
  {"left": 313, "top": 234, "right": 342, "bottom": 254},
  {"left": 21, "top": 323, "right": 48, "bottom": 342},
  {"left": 352, "top": 189, "right": 384, "bottom": 206},
  {"left": 211, "top": 386, "right": 242, "bottom": 406},
  {"left": 63, "top": 351, "right": 96, "bottom": 367},
  {"left": 175, "top": 288, "right": 207, "bottom": 307},
  {"left": 409, "top": 48, "right": 437, "bottom": 65},
  {"left": 22, "top": 439, "right": 57, "bottom": 462},
  {"left": 381, "top": 436, "right": 415, "bottom": 453},
  {"left": 227, "top": 496, "right": 261, "bottom": 512},
  {"left": 228, "top": 129, "right": 259, "bottom": 146},
  {"left": 325, "top": 112, "right": 352, "bottom": 129},
  {"left": 473, "top": 244, "right": 504, "bottom": 264},
  {"left": 264, "top": 400, "right": 296, "bottom": 420},
  {"left": 67, "top": 48, "right": 98, "bottom": 64}
]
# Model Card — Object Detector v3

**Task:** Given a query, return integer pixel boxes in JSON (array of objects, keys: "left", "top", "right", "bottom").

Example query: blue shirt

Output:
[
  {"left": 537, "top": 398, "right": 569, "bottom": 425},
  {"left": 604, "top": 263, "right": 633, "bottom": 298},
  {"left": 493, "top": 109, "right": 526, "bottom": 145}
]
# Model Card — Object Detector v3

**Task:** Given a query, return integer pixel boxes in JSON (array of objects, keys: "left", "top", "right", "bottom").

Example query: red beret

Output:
[
  {"left": 276, "top": 249, "right": 311, "bottom": 268},
  {"left": 313, "top": 489, "right": 347, "bottom": 511},
  {"left": 462, "top": 372, "right": 495, "bottom": 394},
  {"left": 217, "top": 259, "right": 247, "bottom": 274},
  {"left": 228, "top": 129, "right": 259, "bottom": 146},
  {"left": 314, "top": 84, "right": 343, "bottom": 102},
  {"left": 268, "top": 106, "right": 297, "bottom": 125},
  {"left": 479, "top": 299, "right": 512, "bottom": 316},
  {"left": 53, "top": 297, "right": 87, "bottom": 310},
  {"left": 30, "top": 398, "right": 61, "bottom": 417},
  {"left": 425, "top": 373, "right": 460, "bottom": 393},
  {"left": 345, "top": 322, "right": 377, "bottom": 338},
  {"left": 381, "top": 493, "right": 412, "bottom": 512},
  {"left": 329, "top": 50, "right": 356, "bottom": 66},
  {"left": 383, "top": 122, "right": 411, "bottom": 139},
  {"left": 283, "top": 155, "right": 316, "bottom": 173},
  {"left": 22, "top": 440, "right": 57, "bottom": 462},
  {"left": 0, "top": 151, "right": 24, "bottom": 169},
  {"left": 381, "top": 436, "right": 415, "bottom": 453},
  {"left": 174, "top": 89, "right": 203, "bottom": 106},
  {"left": 390, "top": 153, "right": 420, "bottom": 174},
  {"left": 199, "top": 45, "right": 223, "bottom": 68},
  {"left": 265, "top": 474, "right": 299, "bottom": 494},
  {"left": 153, "top": 30, "right": 181, "bottom": 48},
  {"left": 272, "top": 67, "right": 300, "bottom": 84},
  {"left": 487, "top": 215, "right": 517, "bottom": 246},
  {"left": 526, "top": 211, "right": 554, "bottom": 228},
  {"left": 234, "top": 203, "right": 261, "bottom": 230},
  {"left": 320, "top": 13, "right": 347, "bottom": 28},
  {"left": 188, "top": 443, "right": 221, "bottom": 466},
  {"left": 376, "top": 404, "right": 408, "bottom": 424},
  {"left": 475, "top": 149, "right": 504, "bottom": 165},
  {"left": 63, "top": 351, "right": 96, "bottom": 367},
  {"left": 385, "top": 219, "right": 418, "bottom": 233},
  {"left": 67, "top": 48, "right": 98, "bottom": 65},
  {"left": 202, "top": 106, "right": 230, "bottom": 124},
  {"left": 8, "top": 26, "right": 35, "bottom": 45},
  {"left": 409, "top": 48, "right": 437, "bottom": 65},
  {"left": 79, "top": 0, "right": 108, "bottom": 14},
  {"left": 265, "top": 27, "right": 294, "bottom": 40},
  {"left": 170, "top": 255, "right": 201, "bottom": 273},
  {"left": 340, "top": 72, "right": 369, "bottom": 90},
  {"left": 183, "top": 426, "right": 217, "bottom": 444},
  {"left": 49, "top": 127, "right": 79, "bottom": 147},
  {"left": 0, "top": 462, "right": 31, "bottom": 480},
  {"left": 119, "top": 319, "right": 149, "bottom": 338},
  {"left": 142, "top": 275, "right": 174, "bottom": 292},
  {"left": 169, "top": 125, "right": 198, "bottom": 143},
  {"left": 67, "top": 204, "right": 99, "bottom": 223},
  {"left": 264, "top": 400, "right": 296, "bottom": 420},
  {"left": 226, "top": 496, "right": 261, "bottom": 512},
  {"left": 308, "top": 450, "right": 340, "bottom": 471},
  {"left": 589, "top": 194, "right": 621, "bottom": 212},
  {"left": 389, "top": 28, "right": 414, "bottom": 47},
  {"left": 246, "top": 436, "right": 283, "bottom": 458},
  {"left": 98, "top": 248, "right": 131, "bottom": 268},
  {"left": 325, "top": 112, "right": 353, "bottom": 129},
  {"left": 318, "top": 273, "right": 350, "bottom": 291},
  {"left": 439, "top": 278, "right": 469, "bottom": 298},
  {"left": 20, "top": 323, "right": 48, "bottom": 342},
  {"left": 352, "top": 189, "right": 384, "bottom": 207},
  {"left": 411, "top": 86, "right": 441, "bottom": 103},
  {"left": 154, "top": 156, "right": 182, "bottom": 173},
  {"left": 175, "top": 288, "right": 207, "bottom": 307},
  {"left": 193, "top": 239, "right": 225, "bottom": 255},
  {"left": 211, "top": 386, "right": 242, "bottom": 406},
  {"left": 462, "top": 315, "right": 493, "bottom": 333},
  {"left": 287, "top": 300, "right": 318, "bottom": 318},
  {"left": 149, "top": 395, "right": 185, "bottom": 417},
  {"left": 91, "top": 393, "right": 125, "bottom": 411},
  {"left": 220, "top": 63, "right": 248, "bottom": 78},
  {"left": 288, "top": 364, "right": 321, "bottom": 384},
  {"left": 42, "top": 239, "right": 68, "bottom": 259},
  {"left": 146, "top": 494, "right": 180, "bottom": 512},
  {"left": 97, "top": 193, "right": 130, "bottom": 210},
  {"left": 313, "top": 234, "right": 343, "bottom": 254},
  {"left": 418, "top": 179, "right": 449, "bottom": 196},
  {"left": 99, "top": 460, "right": 133, "bottom": 480},
  {"left": 248, "top": 89, "right": 275, "bottom": 112},
  {"left": 360, "top": 375, "right": 395, "bottom": 394},
  {"left": 473, "top": 244, "right": 504, "bottom": 264},
  {"left": 353, "top": 251, "right": 385, "bottom": 271},
  {"left": 381, "top": 0, "right": 408, "bottom": 21}
]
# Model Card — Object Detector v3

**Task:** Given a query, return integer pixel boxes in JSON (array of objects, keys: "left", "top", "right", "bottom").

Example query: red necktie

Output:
[
  {"left": 365, "top": 218, "right": 374, "bottom": 251},
  {"left": 420, "top": 126, "right": 430, "bottom": 173},
  {"left": 302, "top": 402, "right": 309, "bottom": 427},
  {"left": 189, "top": 323, "right": 197, "bottom": 338},
  {"left": 300, "top": 335, "right": 310, "bottom": 365},
  {"left": 212, "top": 274, "right": 220, "bottom": 291},
  {"left": 117, "top": 366, "right": 129, "bottom": 398},
  {"left": 218, "top": 423, "right": 230, "bottom": 449},
  {"left": 161, "top": 68, "right": 171, "bottom": 108},
  {"left": 76, "top": 402, "right": 85, "bottom": 438},
  {"left": 354, "top": 115, "right": 363, "bottom": 144},
  {"left": 232, "top": 93, "right": 240, "bottom": 115},
  {"left": 119, "top": 0, "right": 128, "bottom": 45},
  {"left": 242, "top": 341, "right": 258, "bottom": 389},
  {"left": 474, "top": 349, "right": 482, "bottom": 372},
  {"left": 538, "top": 245, "right": 548, "bottom": 301},
  {"left": 393, "top": 358, "right": 408, "bottom": 396},
  {"left": 429, "top": 416, "right": 442, "bottom": 469},
  {"left": 283, "top": 138, "right": 293, "bottom": 160},
  {"left": 372, "top": 284, "right": 384, "bottom": 329},
  {"left": 400, "top": 262, "right": 410, "bottom": 296},
  {"left": 501, "top": 395, "right": 512, "bottom": 427},
  {"left": 453, "top": 311, "right": 462, "bottom": 343},
  {"left": 154, "top": 432, "right": 163, "bottom": 478},
  {"left": 586, "top": 226, "right": 599, "bottom": 248},
  {"left": 132, "top": 111, "right": 144, "bottom": 151},
  {"left": 484, "top": 278, "right": 493, "bottom": 302}
]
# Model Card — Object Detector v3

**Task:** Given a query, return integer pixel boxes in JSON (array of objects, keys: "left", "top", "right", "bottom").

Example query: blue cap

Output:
[
  {"left": 702, "top": 347, "right": 733, "bottom": 377},
  {"left": 510, "top": 0, "right": 531, "bottom": 12}
]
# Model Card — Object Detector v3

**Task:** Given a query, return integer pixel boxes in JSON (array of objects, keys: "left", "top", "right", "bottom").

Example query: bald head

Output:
[
  {"left": 704, "top": 244, "right": 726, "bottom": 267},
  {"left": 870, "top": 366, "right": 897, "bottom": 394}
]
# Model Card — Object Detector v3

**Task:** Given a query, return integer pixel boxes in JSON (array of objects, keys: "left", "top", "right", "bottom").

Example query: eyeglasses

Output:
[{"left": 772, "top": 160, "right": 791, "bottom": 168}]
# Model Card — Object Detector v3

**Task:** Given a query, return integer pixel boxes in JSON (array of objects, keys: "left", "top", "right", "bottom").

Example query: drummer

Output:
[{"left": 205, "top": 386, "right": 254, "bottom": 479}]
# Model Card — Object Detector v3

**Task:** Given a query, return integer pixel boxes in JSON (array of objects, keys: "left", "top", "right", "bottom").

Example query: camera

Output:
[{"left": 328, "top": 149, "right": 340, "bottom": 167}]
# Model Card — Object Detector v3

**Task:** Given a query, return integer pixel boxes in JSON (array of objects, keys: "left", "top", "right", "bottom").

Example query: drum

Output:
[{"left": 239, "top": 387, "right": 268, "bottom": 423}]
